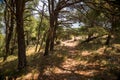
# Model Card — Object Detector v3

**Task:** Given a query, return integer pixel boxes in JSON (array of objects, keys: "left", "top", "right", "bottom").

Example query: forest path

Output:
[
  {"left": 42, "top": 37, "right": 117, "bottom": 80},
  {"left": 50, "top": 38, "right": 96, "bottom": 80},
  {"left": 0, "top": 37, "right": 119, "bottom": 80},
  {"left": 22, "top": 37, "right": 118, "bottom": 80}
]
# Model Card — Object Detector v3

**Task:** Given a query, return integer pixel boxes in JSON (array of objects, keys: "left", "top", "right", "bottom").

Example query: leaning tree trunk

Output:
[{"left": 15, "top": 0, "right": 27, "bottom": 70}]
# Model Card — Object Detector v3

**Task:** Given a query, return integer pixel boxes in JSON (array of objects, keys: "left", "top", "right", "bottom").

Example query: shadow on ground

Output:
[{"left": 0, "top": 40, "right": 120, "bottom": 80}]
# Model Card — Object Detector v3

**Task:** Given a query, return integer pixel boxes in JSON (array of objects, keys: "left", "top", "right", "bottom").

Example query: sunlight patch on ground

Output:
[
  {"left": 75, "top": 70, "right": 99, "bottom": 76},
  {"left": 81, "top": 51, "right": 91, "bottom": 56},
  {"left": 61, "top": 39, "right": 79, "bottom": 47},
  {"left": 0, "top": 55, "right": 17, "bottom": 65},
  {"left": 17, "top": 72, "right": 39, "bottom": 80},
  {"left": 79, "top": 61, "right": 88, "bottom": 65},
  {"left": 24, "top": 73, "right": 39, "bottom": 80},
  {"left": 26, "top": 46, "right": 36, "bottom": 56},
  {"left": 96, "top": 46, "right": 106, "bottom": 54},
  {"left": 1, "top": 37, "right": 120, "bottom": 80},
  {"left": 17, "top": 68, "right": 40, "bottom": 80},
  {"left": 6, "top": 55, "right": 17, "bottom": 61},
  {"left": 62, "top": 58, "right": 80, "bottom": 69}
]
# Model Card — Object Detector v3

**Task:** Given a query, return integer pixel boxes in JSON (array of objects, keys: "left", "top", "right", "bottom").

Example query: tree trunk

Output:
[
  {"left": 44, "top": 12, "right": 54, "bottom": 55},
  {"left": 50, "top": 32, "right": 54, "bottom": 51},
  {"left": 15, "top": 0, "right": 27, "bottom": 70},
  {"left": 44, "top": 0, "right": 55, "bottom": 56},
  {"left": 38, "top": 31, "right": 47, "bottom": 52},
  {"left": 81, "top": 35, "right": 102, "bottom": 44},
  {"left": 105, "top": 34, "right": 111, "bottom": 46},
  {"left": 50, "top": 27, "right": 57, "bottom": 51},
  {"left": 3, "top": 0, "right": 15, "bottom": 61},
  {"left": 44, "top": 31, "right": 50, "bottom": 56},
  {"left": 4, "top": 6, "right": 10, "bottom": 61},
  {"left": 50, "top": 13, "right": 58, "bottom": 51},
  {"left": 9, "top": 0, "right": 15, "bottom": 54}
]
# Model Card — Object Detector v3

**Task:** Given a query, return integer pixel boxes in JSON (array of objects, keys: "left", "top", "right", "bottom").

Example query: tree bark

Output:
[
  {"left": 50, "top": 30, "right": 55, "bottom": 51},
  {"left": 44, "top": 30, "right": 51, "bottom": 56},
  {"left": 50, "top": 24, "right": 57, "bottom": 51},
  {"left": 44, "top": 12, "right": 54, "bottom": 55},
  {"left": 105, "top": 34, "right": 111, "bottom": 46},
  {"left": 15, "top": 0, "right": 27, "bottom": 70},
  {"left": 4, "top": 5, "right": 10, "bottom": 61},
  {"left": 81, "top": 35, "right": 102, "bottom": 44},
  {"left": 4, "top": 0, "right": 15, "bottom": 61},
  {"left": 50, "top": 13, "right": 58, "bottom": 51}
]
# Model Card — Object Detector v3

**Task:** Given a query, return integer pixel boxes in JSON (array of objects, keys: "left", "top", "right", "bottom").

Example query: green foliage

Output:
[
  {"left": 24, "top": 16, "right": 38, "bottom": 37},
  {"left": 79, "top": 26, "right": 108, "bottom": 36},
  {"left": 68, "top": 28, "right": 80, "bottom": 36},
  {"left": 0, "top": 34, "right": 4, "bottom": 57},
  {"left": 36, "top": 17, "right": 49, "bottom": 34},
  {"left": 56, "top": 27, "right": 73, "bottom": 40}
]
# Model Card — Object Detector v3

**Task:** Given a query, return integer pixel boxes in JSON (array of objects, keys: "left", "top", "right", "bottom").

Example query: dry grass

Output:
[{"left": 0, "top": 38, "right": 120, "bottom": 80}]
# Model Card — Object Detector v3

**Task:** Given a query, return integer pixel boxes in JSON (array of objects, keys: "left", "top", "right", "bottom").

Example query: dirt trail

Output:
[
  {"left": 23, "top": 38, "right": 118, "bottom": 80},
  {"left": 61, "top": 39, "right": 79, "bottom": 47},
  {"left": 50, "top": 39, "right": 117, "bottom": 80},
  {"left": 51, "top": 39, "right": 95, "bottom": 80}
]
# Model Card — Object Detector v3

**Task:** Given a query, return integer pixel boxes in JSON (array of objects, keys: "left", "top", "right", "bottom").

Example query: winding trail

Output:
[
  {"left": 50, "top": 38, "right": 97, "bottom": 80},
  {"left": 23, "top": 37, "right": 118, "bottom": 80}
]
